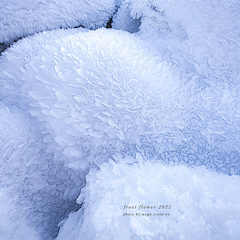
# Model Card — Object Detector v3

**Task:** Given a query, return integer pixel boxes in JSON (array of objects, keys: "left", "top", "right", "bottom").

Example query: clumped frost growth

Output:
[
  {"left": 122, "top": 0, "right": 240, "bottom": 87},
  {"left": 0, "top": 102, "right": 85, "bottom": 239},
  {"left": 0, "top": 28, "right": 239, "bottom": 174},
  {"left": 0, "top": 0, "right": 116, "bottom": 45},
  {"left": 57, "top": 156, "right": 240, "bottom": 240},
  {"left": 0, "top": 0, "right": 240, "bottom": 239}
]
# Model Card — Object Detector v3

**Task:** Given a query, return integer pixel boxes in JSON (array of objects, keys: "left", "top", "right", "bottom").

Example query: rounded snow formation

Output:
[
  {"left": 0, "top": 27, "right": 240, "bottom": 175},
  {"left": 57, "top": 157, "right": 240, "bottom": 240},
  {"left": 1, "top": 2, "right": 240, "bottom": 240},
  {"left": 0, "top": 0, "right": 116, "bottom": 45}
]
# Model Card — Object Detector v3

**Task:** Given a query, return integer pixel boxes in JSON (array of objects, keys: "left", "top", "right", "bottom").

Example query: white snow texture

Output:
[
  {"left": 0, "top": 0, "right": 240, "bottom": 240},
  {"left": 57, "top": 157, "right": 240, "bottom": 240},
  {"left": 124, "top": 0, "right": 240, "bottom": 87},
  {"left": 0, "top": 0, "right": 116, "bottom": 44},
  {"left": 1, "top": 28, "right": 239, "bottom": 173},
  {"left": 0, "top": 101, "right": 85, "bottom": 239}
]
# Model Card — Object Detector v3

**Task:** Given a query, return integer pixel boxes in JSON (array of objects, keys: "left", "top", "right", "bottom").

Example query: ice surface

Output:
[
  {"left": 112, "top": 3, "right": 141, "bottom": 33},
  {"left": 57, "top": 156, "right": 240, "bottom": 240},
  {"left": 0, "top": 0, "right": 116, "bottom": 45},
  {"left": 0, "top": 188, "right": 41, "bottom": 240}
]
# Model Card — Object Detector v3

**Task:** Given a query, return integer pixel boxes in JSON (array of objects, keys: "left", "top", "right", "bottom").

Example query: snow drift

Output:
[
  {"left": 0, "top": 0, "right": 116, "bottom": 45},
  {"left": 57, "top": 156, "right": 240, "bottom": 240}
]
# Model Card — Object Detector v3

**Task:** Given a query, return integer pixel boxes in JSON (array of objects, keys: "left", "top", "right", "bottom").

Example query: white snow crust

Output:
[
  {"left": 0, "top": 0, "right": 116, "bottom": 44},
  {"left": 57, "top": 156, "right": 240, "bottom": 240}
]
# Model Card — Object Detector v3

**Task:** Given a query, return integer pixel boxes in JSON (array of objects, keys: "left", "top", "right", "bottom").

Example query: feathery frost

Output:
[
  {"left": 0, "top": 0, "right": 116, "bottom": 44},
  {"left": 0, "top": 28, "right": 239, "bottom": 174},
  {"left": 1, "top": 1, "right": 240, "bottom": 239},
  {"left": 57, "top": 156, "right": 240, "bottom": 240}
]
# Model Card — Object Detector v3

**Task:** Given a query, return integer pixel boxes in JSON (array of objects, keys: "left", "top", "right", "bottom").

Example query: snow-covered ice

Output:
[
  {"left": 57, "top": 156, "right": 240, "bottom": 240},
  {"left": 122, "top": 0, "right": 240, "bottom": 88},
  {"left": 0, "top": 0, "right": 116, "bottom": 45}
]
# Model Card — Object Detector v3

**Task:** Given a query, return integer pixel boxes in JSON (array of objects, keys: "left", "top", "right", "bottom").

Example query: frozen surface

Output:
[
  {"left": 0, "top": 188, "right": 41, "bottom": 240},
  {"left": 112, "top": 3, "right": 141, "bottom": 33},
  {"left": 57, "top": 156, "right": 240, "bottom": 240},
  {"left": 0, "top": 0, "right": 116, "bottom": 44},
  {"left": 0, "top": 43, "right": 7, "bottom": 55}
]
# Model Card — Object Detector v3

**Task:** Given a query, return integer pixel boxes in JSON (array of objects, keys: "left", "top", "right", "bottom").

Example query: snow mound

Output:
[
  {"left": 0, "top": 28, "right": 240, "bottom": 174},
  {"left": 0, "top": 0, "right": 116, "bottom": 44},
  {"left": 57, "top": 156, "right": 240, "bottom": 240}
]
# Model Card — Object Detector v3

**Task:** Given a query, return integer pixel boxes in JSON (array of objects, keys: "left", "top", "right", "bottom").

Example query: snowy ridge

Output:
[
  {"left": 57, "top": 157, "right": 240, "bottom": 240},
  {"left": 0, "top": 0, "right": 116, "bottom": 44},
  {"left": 0, "top": 28, "right": 240, "bottom": 174}
]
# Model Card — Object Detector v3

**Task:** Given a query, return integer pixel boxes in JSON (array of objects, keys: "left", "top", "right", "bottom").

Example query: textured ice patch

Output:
[
  {"left": 0, "top": 189, "right": 41, "bottom": 240},
  {"left": 0, "top": 3, "right": 240, "bottom": 238},
  {"left": 0, "top": 0, "right": 116, "bottom": 44},
  {"left": 57, "top": 156, "right": 240, "bottom": 240},
  {"left": 112, "top": 3, "right": 141, "bottom": 33},
  {"left": 0, "top": 27, "right": 240, "bottom": 174}
]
